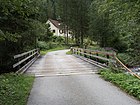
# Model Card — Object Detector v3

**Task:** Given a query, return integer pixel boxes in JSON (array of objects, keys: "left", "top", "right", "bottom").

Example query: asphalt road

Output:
[{"left": 27, "top": 50, "right": 140, "bottom": 105}]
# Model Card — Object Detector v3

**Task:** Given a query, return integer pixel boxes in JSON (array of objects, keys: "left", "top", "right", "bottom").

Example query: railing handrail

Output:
[
  {"left": 115, "top": 56, "right": 140, "bottom": 79},
  {"left": 13, "top": 52, "right": 38, "bottom": 68},
  {"left": 71, "top": 47, "right": 140, "bottom": 80},
  {"left": 71, "top": 47, "right": 116, "bottom": 57},
  {"left": 13, "top": 48, "right": 40, "bottom": 74},
  {"left": 14, "top": 49, "right": 37, "bottom": 59}
]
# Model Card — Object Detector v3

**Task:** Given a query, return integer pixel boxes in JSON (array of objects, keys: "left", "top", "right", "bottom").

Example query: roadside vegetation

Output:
[
  {"left": 40, "top": 45, "right": 69, "bottom": 55},
  {"left": 66, "top": 50, "right": 73, "bottom": 55},
  {"left": 99, "top": 69, "right": 140, "bottom": 100},
  {"left": 0, "top": 73, "right": 34, "bottom": 105}
]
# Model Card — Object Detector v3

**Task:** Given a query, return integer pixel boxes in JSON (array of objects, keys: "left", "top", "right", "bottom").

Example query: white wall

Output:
[
  {"left": 46, "top": 20, "right": 59, "bottom": 36},
  {"left": 46, "top": 20, "right": 72, "bottom": 37}
]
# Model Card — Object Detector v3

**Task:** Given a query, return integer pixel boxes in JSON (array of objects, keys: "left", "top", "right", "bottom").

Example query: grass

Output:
[
  {"left": 99, "top": 69, "right": 140, "bottom": 100},
  {"left": 40, "top": 46, "right": 69, "bottom": 55},
  {"left": 66, "top": 50, "right": 72, "bottom": 55},
  {"left": 0, "top": 73, "right": 34, "bottom": 105}
]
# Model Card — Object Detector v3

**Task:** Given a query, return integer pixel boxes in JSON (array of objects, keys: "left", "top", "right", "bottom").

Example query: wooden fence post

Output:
[{"left": 84, "top": 50, "right": 87, "bottom": 57}]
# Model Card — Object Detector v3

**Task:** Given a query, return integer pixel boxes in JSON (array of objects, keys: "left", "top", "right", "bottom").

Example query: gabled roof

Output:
[{"left": 48, "top": 18, "right": 61, "bottom": 29}]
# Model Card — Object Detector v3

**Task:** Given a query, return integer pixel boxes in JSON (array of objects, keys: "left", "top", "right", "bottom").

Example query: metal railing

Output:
[{"left": 13, "top": 49, "right": 40, "bottom": 74}]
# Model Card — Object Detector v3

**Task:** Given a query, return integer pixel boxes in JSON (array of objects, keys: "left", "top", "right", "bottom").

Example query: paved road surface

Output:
[{"left": 27, "top": 50, "right": 140, "bottom": 105}]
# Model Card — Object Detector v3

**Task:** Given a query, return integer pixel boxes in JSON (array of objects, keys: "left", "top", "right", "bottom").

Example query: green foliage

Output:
[
  {"left": 57, "top": 0, "right": 91, "bottom": 45},
  {"left": 99, "top": 69, "right": 140, "bottom": 100},
  {"left": 83, "top": 38, "right": 92, "bottom": 49},
  {"left": 89, "top": 0, "right": 140, "bottom": 64},
  {"left": 117, "top": 53, "right": 140, "bottom": 66},
  {"left": 109, "top": 62, "right": 123, "bottom": 73},
  {"left": 66, "top": 50, "right": 72, "bottom": 55},
  {"left": 37, "top": 41, "right": 48, "bottom": 50},
  {"left": 52, "top": 36, "right": 65, "bottom": 44},
  {"left": 25, "top": 35, "right": 65, "bottom": 52},
  {"left": 38, "top": 35, "right": 65, "bottom": 50},
  {"left": 40, "top": 46, "right": 68, "bottom": 55},
  {"left": 0, "top": 0, "right": 53, "bottom": 72},
  {"left": 0, "top": 73, "right": 34, "bottom": 105},
  {"left": 89, "top": 0, "right": 140, "bottom": 54},
  {"left": 1, "top": 0, "right": 139, "bottom": 72},
  {"left": 37, "top": 41, "right": 56, "bottom": 50}
]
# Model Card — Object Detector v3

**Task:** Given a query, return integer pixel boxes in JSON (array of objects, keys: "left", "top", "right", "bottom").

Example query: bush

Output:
[
  {"left": 117, "top": 53, "right": 135, "bottom": 67},
  {"left": 66, "top": 50, "right": 72, "bottom": 55},
  {"left": 37, "top": 41, "right": 48, "bottom": 50},
  {"left": 0, "top": 73, "right": 34, "bottom": 105},
  {"left": 99, "top": 69, "right": 140, "bottom": 100},
  {"left": 52, "top": 36, "right": 65, "bottom": 44},
  {"left": 37, "top": 41, "right": 64, "bottom": 50}
]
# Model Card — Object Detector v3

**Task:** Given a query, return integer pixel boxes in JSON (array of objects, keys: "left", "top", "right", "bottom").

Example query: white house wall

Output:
[
  {"left": 46, "top": 20, "right": 71, "bottom": 37},
  {"left": 46, "top": 20, "right": 59, "bottom": 36}
]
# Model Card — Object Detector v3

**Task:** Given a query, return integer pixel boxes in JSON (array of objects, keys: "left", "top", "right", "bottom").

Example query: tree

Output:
[
  {"left": 0, "top": 0, "right": 52, "bottom": 73},
  {"left": 89, "top": 0, "right": 140, "bottom": 64},
  {"left": 57, "top": 0, "right": 91, "bottom": 46}
]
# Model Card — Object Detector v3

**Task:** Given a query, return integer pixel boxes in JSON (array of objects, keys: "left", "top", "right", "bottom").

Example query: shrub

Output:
[
  {"left": 37, "top": 41, "right": 64, "bottom": 50},
  {"left": 52, "top": 36, "right": 65, "bottom": 44},
  {"left": 99, "top": 69, "right": 140, "bottom": 100},
  {"left": 0, "top": 73, "right": 34, "bottom": 105},
  {"left": 37, "top": 41, "right": 48, "bottom": 50}
]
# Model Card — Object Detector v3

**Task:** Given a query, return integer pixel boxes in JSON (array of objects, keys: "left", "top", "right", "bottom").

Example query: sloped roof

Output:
[{"left": 48, "top": 18, "right": 61, "bottom": 29}]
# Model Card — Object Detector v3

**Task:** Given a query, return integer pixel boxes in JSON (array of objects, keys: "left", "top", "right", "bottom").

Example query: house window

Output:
[
  {"left": 59, "top": 30, "right": 63, "bottom": 34},
  {"left": 53, "top": 30, "right": 55, "bottom": 33}
]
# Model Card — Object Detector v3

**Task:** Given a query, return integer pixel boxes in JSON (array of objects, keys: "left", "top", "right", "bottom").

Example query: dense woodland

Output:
[{"left": 0, "top": 0, "right": 140, "bottom": 73}]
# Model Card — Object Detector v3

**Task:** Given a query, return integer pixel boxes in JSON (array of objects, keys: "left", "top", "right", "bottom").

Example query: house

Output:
[{"left": 46, "top": 18, "right": 72, "bottom": 37}]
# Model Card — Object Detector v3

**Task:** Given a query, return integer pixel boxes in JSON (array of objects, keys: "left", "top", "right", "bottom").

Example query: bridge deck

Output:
[
  {"left": 26, "top": 50, "right": 140, "bottom": 105},
  {"left": 26, "top": 50, "right": 99, "bottom": 77}
]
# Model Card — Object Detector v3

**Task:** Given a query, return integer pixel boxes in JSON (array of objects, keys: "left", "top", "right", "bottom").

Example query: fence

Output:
[
  {"left": 71, "top": 47, "right": 116, "bottom": 64},
  {"left": 13, "top": 49, "right": 40, "bottom": 74},
  {"left": 71, "top": 47, "right": 140, "bottom": 79}
]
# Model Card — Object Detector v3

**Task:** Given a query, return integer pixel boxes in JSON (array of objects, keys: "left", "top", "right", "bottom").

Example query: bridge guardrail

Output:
[
  {"left": 71, "top": 47, "right": 140, "bottom": 79},
  {"left": 71, "top": 47, "right": 116, "bottom": 64},
  {"left": 13, "top": 48, "right": 40, "bottom": 74}
]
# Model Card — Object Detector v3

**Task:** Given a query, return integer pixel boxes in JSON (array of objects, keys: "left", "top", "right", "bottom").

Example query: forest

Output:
[{"left": 0, "top": 0, "right": 140, "bottom": 73}]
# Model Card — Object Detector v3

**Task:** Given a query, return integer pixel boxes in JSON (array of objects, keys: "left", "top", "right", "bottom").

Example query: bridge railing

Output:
[
  {"left": 71, "top": 47, "right": 116, "bottom": 65},
  {"left": 71, "top": 47, "right": 140, "bottom": 79},
  {"left": 13, "top": 48, "right": 40, "bottom": 74}
]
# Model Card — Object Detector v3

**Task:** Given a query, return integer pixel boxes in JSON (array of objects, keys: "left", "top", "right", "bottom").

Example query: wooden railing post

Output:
[
  {"left": 96, "top": 52, "right": 99, "bottom": 62},
  {"left": 106, "top": 54, "right": 109, "bottom": 65},
  {"left": 106, "top": 54, "right": 109, "bottom": 59},
  {"left": 77, "top": 49, "right": 78, "bottom": 55},
  {"left": 80, "top": 49, "right": 82, "bottom": 56},
  {"left": 89, "top": 51, "right": 92, "bottom": 59},
  {"left": 84, "top": 50, "right": 87, "bottom": 57}
]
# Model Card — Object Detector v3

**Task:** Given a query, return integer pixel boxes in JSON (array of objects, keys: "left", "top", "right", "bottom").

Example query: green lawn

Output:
[
  {"left": 99, "top": 69, "right": 140, "bottom": 100},
  {"left": 0, "top": 73, "right": 34, "bottom": 105},
  {"left": 66, "top": 50, "right": 72, "bottom": 55}
]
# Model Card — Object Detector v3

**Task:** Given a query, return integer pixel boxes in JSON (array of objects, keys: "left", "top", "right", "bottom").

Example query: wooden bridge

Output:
[
  {"left": 26, "top": 50, "right": 99, "bottom": 77},
  {"left": 13, "top": 47, "right": 140, "bottom": 79},
  {"left": 12, "top": 48, "right": 140, "bottom": 105}
]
